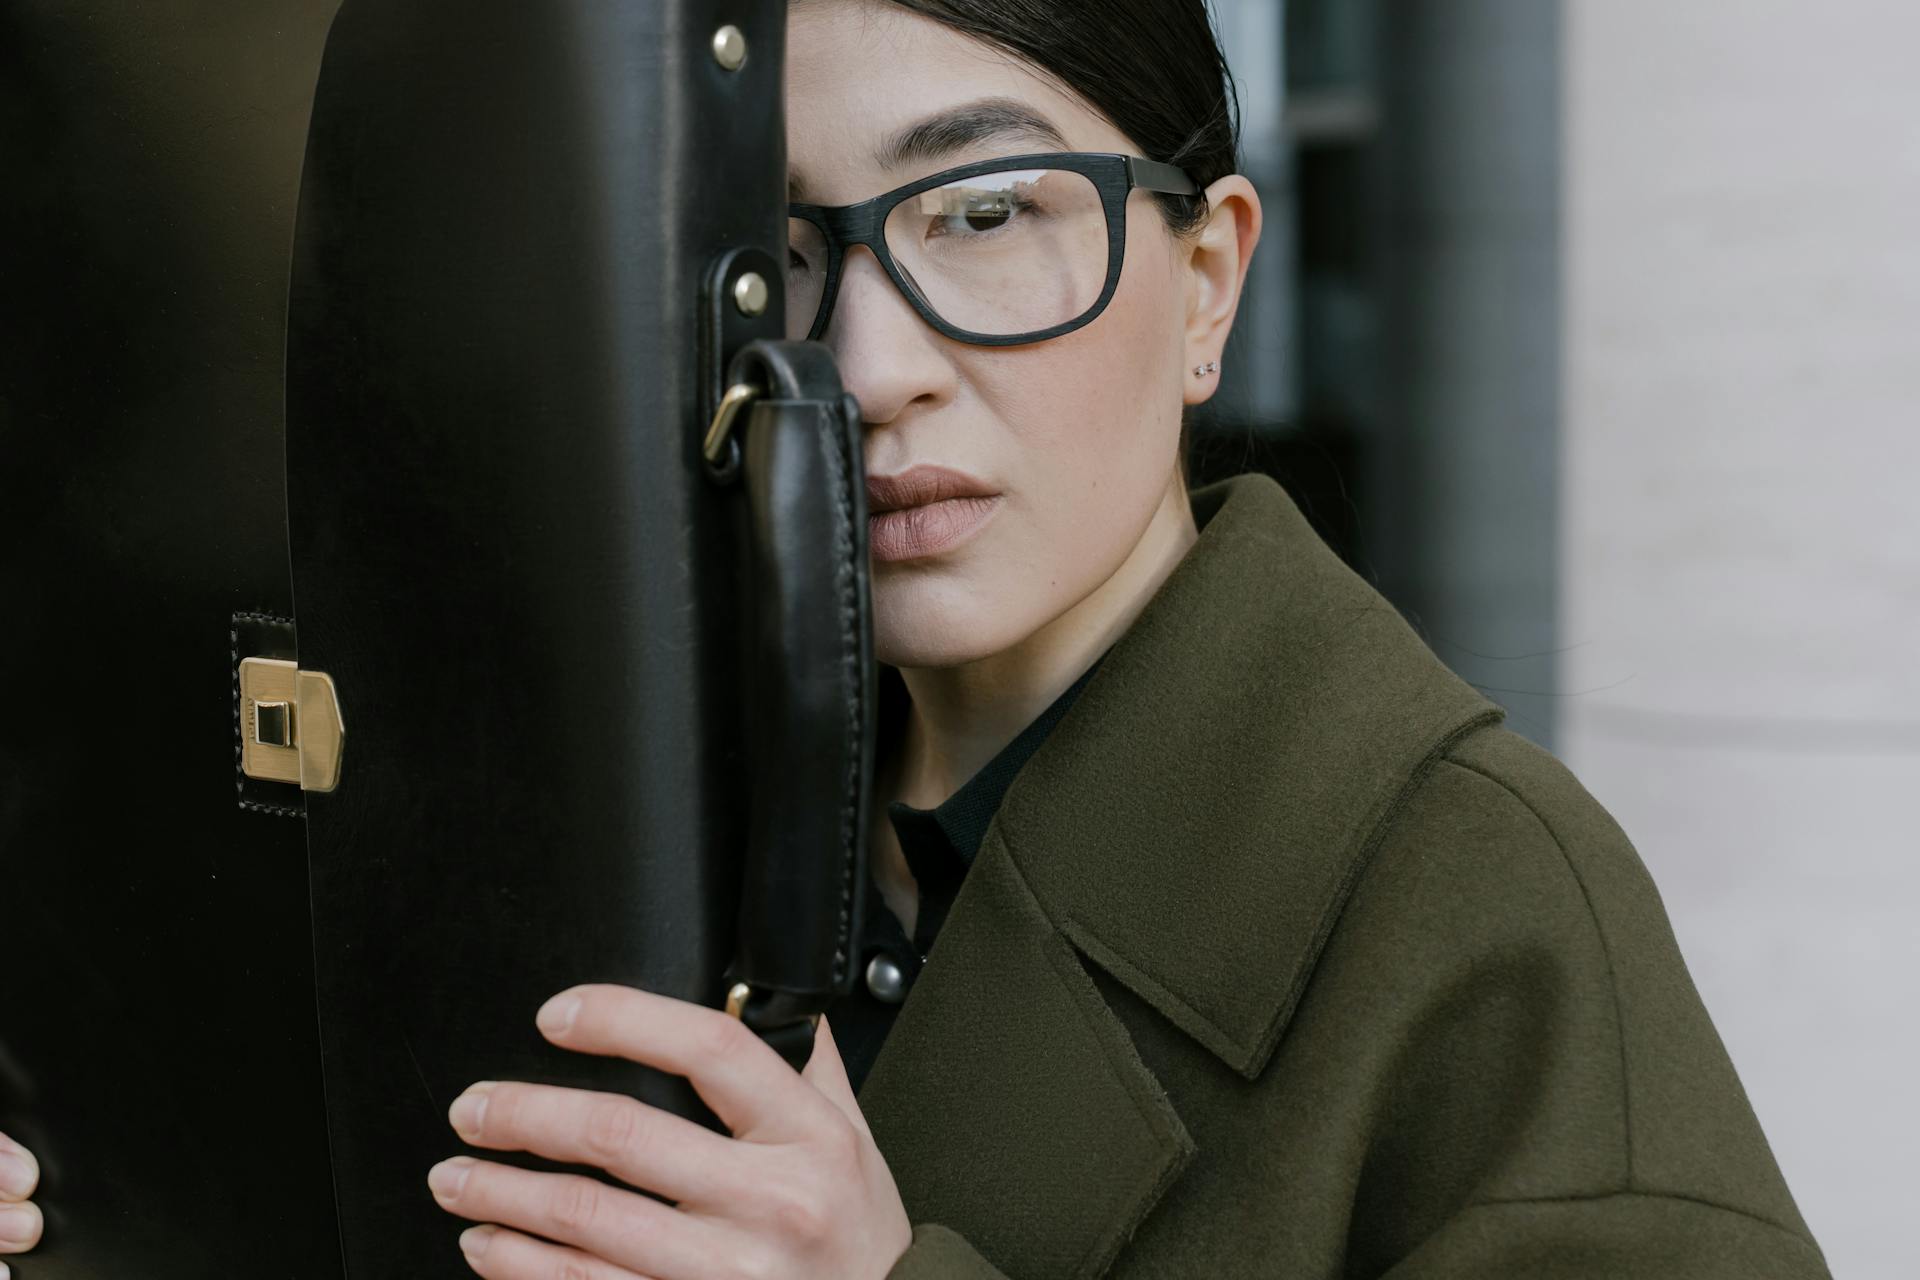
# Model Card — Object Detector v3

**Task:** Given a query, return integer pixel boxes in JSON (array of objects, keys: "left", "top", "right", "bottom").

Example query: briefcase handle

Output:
[{"left": 713, "top": 339, "right": 874, "bottom": 1071}]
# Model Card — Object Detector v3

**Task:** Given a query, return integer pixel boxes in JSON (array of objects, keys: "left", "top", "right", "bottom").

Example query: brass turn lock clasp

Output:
[{"left": 238, "top": 657, "right": 346, "bottom": 792}]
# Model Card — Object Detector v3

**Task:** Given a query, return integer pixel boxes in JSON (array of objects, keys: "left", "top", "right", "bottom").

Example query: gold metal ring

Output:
[
  {"left": 723, "top": 981, "right": 821, "bottom": 1033},
  {"left": 703, "top": 382, "right": 764, "bottom": 466}
]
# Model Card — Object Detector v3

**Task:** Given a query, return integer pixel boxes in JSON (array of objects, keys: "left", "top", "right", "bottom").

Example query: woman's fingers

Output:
[
  {"left": 427, "top": 1156, "right": 724, "bottom": 1279},
  {"left": 452, "top": 1223, "right": 659, "bottom": 1280},
  {"left": 0, "top": 1134, "right": 37, "bottom": 1203},
  {"left": 0, "top": 1134, "right": 39, "bottom": 1258},
  {"left": 0, "top": 1199, "right": 41, "bottom": 1256},
  {"left": 801, "top": 1015, "right": 870, "bottom": 1140},
  {"left": 447, "top": 1080, "right": 744, "bottom": 1205},
  {"left": 535, "top": 985, "right": 835, "bottom": 1142}
]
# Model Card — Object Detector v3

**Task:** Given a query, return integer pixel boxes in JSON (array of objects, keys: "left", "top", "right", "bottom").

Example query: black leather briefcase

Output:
[{"left": 1, "top": 2, "right": 866, "bottom": 1274}]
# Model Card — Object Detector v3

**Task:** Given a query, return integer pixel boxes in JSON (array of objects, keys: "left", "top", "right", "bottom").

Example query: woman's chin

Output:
[
  {"left": 873, "top": 624, "right": 1011, "bottom": 673},
  {"left": 872, "top": 577, "right": 1006, "bottom": 667}
]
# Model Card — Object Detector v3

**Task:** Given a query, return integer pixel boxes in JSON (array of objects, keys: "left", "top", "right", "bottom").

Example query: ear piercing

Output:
[{"left": 1192, "top": 359, "right": 1220, "bottom": 378}]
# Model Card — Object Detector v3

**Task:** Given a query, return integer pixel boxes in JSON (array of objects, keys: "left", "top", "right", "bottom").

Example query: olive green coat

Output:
[{"left": 863, "top": 471, "right": 1830, "bottom": 1279}]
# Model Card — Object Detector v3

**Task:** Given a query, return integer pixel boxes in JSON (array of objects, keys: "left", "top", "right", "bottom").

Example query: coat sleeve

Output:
[
  {"left": 885, "top": 1223, "right": 1014, "bottom": 1279},
  {"left": 1377, "top": 1191, "right": 1831, "bottom": 1279},
  {"left": 1332, "top": 731, "right": 1833, "bottom": 1279}
]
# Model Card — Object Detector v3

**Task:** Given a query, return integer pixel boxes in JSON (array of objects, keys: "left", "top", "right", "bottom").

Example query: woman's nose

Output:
[
  {"left": 821, "top": 245, "right": 956, "bottom": 426},
  {"left": 822, "top": 244, "right": 914, "bottom": 340}
]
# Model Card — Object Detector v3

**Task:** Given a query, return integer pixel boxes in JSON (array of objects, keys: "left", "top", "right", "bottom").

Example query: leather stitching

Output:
[
  {"left": 825, "top": 409, "right": 858, "bottom": 986},
  {"left": 231, "top": 610, "right": 303, "bottom": 820}
]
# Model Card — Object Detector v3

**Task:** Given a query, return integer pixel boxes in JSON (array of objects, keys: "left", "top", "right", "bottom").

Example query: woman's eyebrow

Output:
[
  {"left": 789, "top": 97, "right": 1070, "bottom": 201},
  {"left": 875, "top": 97, "right": 1071, "bottom": 171}
]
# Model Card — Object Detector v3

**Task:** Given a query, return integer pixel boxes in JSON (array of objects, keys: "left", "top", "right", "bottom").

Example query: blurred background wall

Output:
[
  {"left": 1196, "top": 2, "right": 1918, "bottom": 1275},
  {"left": 1560, "top": 3, "right": 1919, "bottom": 1274}
]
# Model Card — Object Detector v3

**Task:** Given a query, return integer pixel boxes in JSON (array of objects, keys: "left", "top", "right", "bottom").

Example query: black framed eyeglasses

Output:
[{"left": 787, "top": 151, "right": 1201, "bottom": 347}]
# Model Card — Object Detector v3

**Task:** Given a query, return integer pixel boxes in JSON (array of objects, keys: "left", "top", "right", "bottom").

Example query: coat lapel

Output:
[
  {"left": 857, "top": 472, "right": 1503, "bottom": 1276},
  {"left": 999, "top": 472, "right": 1504, "bottom": 1080},
  {"left": 858, "top": 830, "right": 1195, "bottom": 1279}
]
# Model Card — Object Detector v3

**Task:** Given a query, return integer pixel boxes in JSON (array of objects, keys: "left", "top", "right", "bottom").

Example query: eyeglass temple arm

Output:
[{"left": 1127, "top": 156, "right": 1201, "bottom": 196}]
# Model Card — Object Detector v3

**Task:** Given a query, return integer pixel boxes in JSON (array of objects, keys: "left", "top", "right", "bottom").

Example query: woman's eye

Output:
[
  {"left": 788, "top": 242, "right": 826, "bottom": 275},
  {"left": 956, "top": 202, "right": 1013, "bottom": 232},
  {"left": 933, "top": 195, "right": 1033, "bottom": 237}
]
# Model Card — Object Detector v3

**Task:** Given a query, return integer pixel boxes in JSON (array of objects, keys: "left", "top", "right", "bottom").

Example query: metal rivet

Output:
[
  {"left": 865, "top": 953, "right": 908, "bottom": 1004},
  {"left": 712, "top": 24, "right": 747, "bottom": 71},
  {"left": 732, "top": 271, "right": 769, "bottom": 317}
]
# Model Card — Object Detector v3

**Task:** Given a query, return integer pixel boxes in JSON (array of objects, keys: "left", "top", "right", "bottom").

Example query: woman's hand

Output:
[
  {"left": 0, "top": 1129, "right": 43, "bottom": 1269},
  {"left": 426, "top": 985, "right": 913, "bottom": 1280}
]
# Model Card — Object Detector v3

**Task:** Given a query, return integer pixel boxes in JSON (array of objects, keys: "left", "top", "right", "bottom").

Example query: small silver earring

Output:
[{"left": 1192, "top": 359, "right": 1220, "bottom": 378}]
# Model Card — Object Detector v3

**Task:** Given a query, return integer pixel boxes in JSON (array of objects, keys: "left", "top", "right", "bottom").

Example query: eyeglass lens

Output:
[{"left": 787, "top": 167, "right": 1111, "bottom": 341}]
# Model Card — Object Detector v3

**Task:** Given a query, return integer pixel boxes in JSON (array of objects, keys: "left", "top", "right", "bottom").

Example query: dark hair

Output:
[
  {"left": 886, "top": 0, "right": 1240, "bottom": 485},
  {"left": 885, "top": 0, "right": 1241, "bottom": 236}
]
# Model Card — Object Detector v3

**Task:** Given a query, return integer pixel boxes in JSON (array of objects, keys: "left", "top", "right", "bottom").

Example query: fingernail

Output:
[
  {"left": 2, "top": 1257, "right": 12, "bottom": 1279},
  {"left": 427, "top": 1157, "right": 473, "bottom": 1200},
  {"left": 536, "top": 992, "right": 581, "bottom": 1036},
  {"left": 449, "top": 1082, "right": 496, "bottom": 1141},
  {"left": 0, "top": 1149, "right": 33, "bottom": 1199},
  {"left": 0, "top": 1203, "right": 37, "bottom": 1245},
  {"left": 459, "top": 1225, "right": 494, "bottom": 1258}
]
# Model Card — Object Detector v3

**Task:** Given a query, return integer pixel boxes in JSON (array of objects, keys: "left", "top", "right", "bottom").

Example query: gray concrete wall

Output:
[{"left": 1562, "top": 3, "right": 1920, "bottom": 1273}]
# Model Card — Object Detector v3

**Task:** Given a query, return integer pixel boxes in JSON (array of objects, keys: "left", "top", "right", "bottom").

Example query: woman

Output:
[{"left": 0, "top": 1, "right": 1833, "bottom": 1277}]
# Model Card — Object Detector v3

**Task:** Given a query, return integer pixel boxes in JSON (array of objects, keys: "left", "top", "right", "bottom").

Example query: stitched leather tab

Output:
[{"left": 232, "top": 610, "right": 303, "bottom": 819}]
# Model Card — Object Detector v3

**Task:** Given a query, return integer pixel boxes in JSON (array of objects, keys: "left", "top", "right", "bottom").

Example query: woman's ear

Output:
[{"left": 1181, "top": 174, "right": 1263, "bottom": 406}]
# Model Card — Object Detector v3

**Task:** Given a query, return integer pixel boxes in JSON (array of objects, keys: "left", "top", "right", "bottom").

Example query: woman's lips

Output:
[{"left": 868, "top": 494, "right": 1002, "bottom": 562}]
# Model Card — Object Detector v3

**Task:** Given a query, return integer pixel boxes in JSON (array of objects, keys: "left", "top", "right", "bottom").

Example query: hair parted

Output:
[{"left": 882, "top": 0, "right": 1243, "bottom": 237}]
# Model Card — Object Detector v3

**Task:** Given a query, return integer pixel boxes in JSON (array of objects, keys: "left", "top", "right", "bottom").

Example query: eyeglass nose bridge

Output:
[
  {"left": 818, "top": 194, "right": 891, "bottom": 243},
  {"left": 807, "top": 199, "right": 932, "bottom": 341},
  {"left": 816, "top": 242, "right": 932, "bottom": 342}
]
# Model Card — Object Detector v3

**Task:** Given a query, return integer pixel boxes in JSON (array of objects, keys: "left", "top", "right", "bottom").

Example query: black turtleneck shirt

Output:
[{"left": 833, "top": 650, "right": 1110, "bottom": 1095}]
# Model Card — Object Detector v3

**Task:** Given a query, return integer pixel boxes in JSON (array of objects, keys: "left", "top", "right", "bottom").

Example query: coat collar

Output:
[
  {"left": 994, "top": 470, "right": 1504, "bottom": 1079},
  {"left": 857, "top": 471, "right": 1503, "bottom": 1276}
]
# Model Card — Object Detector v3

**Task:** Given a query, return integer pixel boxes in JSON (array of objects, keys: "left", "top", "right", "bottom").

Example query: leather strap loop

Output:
[{"left": 723, "top": 339, "right": 874, "bottom": 1068}]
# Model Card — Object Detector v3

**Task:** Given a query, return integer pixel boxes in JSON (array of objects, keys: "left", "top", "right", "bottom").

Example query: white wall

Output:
[{"left": 1562, "top": 3, "right": 1920, "bottom": 1275}]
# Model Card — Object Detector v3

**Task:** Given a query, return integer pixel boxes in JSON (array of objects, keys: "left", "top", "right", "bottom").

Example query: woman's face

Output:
[{"left": 786, "top": 0, "right": 1219, "bottom": 671}]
